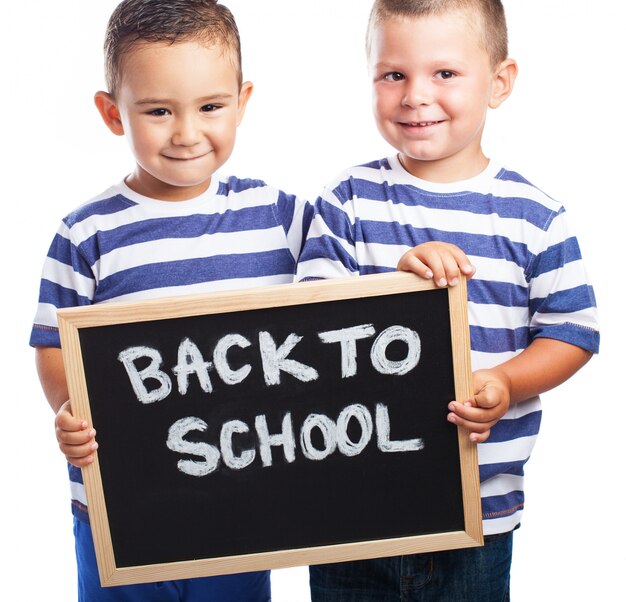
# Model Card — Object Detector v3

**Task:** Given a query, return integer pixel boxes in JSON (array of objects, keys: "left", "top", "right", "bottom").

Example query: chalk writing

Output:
[
  {"left": 118, "top": 324, "right": 421, "bottom": 403},
  {"left": 118, "top": 323, "right": 424, "bottom": 476}
]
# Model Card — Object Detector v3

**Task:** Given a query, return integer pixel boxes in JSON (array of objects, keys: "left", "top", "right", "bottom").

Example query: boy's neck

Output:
[
  {"left": 125, "top": 169, "right": 213, "bottom": 202},
  {"left": 398, "top": 151, "right": 489, "bottom": 184}
]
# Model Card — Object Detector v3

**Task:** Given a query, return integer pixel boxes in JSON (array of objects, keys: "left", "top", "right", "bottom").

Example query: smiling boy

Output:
[
  {"left": 371, "top": 3, "right": 510, "bottom": 183},
  {"left": 99, "top": 40, "right": 247, "bottom": 201},
  {"left": 30, "top": 1, "right": 309, "bottom": 600},
  {"left": 297, "top": 0, "right": 599, "bottom": 600}
]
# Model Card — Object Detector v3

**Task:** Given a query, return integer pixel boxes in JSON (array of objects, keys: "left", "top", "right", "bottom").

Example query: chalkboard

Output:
[{"left": 58, "top": 272, "right": 482, "bottom": 587}]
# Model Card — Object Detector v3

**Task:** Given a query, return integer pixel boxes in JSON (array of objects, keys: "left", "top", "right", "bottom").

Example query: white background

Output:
[{"left": 2, "top": 1, "right": 624, "bottom": 600}]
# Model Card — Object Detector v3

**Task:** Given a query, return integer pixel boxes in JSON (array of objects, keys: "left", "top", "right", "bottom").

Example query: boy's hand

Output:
[
  {"left": 447, "top": 368, "right": 511, "bottom": 443},
  {"left": 397, "top": 242, "right": 475, "bottom": 287},
  {"left": 55, "top": 400, "right": 98, "bottom": 467}
]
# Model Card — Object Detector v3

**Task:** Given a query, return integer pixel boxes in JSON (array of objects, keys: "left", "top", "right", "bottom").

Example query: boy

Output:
[
  {"left": 30, "top": 1, "right": 309, "bottom": 600},
  {"left": 296, "top": 0, "right": 599, "bottom": 600}
]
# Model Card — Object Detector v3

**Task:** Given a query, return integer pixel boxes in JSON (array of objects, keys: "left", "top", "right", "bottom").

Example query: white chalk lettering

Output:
[
  {"left": 255, "top": 413, "right": 296, "bottom": 466},
  {"left": 300, "top": 414, "right": 337, "bottom": 460},
  {"left": 166, "top": 403, "right": 424, "bottom": 477},
  {"left": 172, "top": 338, "right": 213, "bottom": 395},
  {"left": 336, "top": 404, "right": 373, "bottom": 456},
  {"left": 166, "top": 416, "right": 220, "bottom": 476},
  {"left": 213, "top": 334, "right": 252, "bottom": 385},
  {"left": 120, "top": 323, "right": 423, "bottom": 405},
  {"left": 318, "top": 324, "right": 376, "bottom": 378},
  {"left": 370, "top": 326, "right": 421, "bottom": 376},
  {"left": 118, "top": 346, "right": 172, "bottom": 404},
  {"left": 376, "top": 403, "right": 424, "bottom": 452},
  {"left": 220, "top": 420, "right": 255, "bottom": 470},
  {"left": 258, "top": 331, "right": 318, "bottom": 385}
]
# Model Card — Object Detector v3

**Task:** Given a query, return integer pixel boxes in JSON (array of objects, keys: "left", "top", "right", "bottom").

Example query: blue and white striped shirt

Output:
[
  {"left": 296, "top": 155, "right": 599, "bottom": 535},
  {"left": 31, "top": 174, "right": 311, "bottom": 522}
]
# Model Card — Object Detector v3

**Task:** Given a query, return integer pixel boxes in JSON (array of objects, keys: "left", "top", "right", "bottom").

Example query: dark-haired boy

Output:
[{"left": 30, "top": 1, "right": 309, "bottom": 600}]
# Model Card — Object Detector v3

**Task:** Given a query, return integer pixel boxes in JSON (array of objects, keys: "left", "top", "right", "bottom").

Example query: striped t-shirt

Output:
[
  {"left": 30, "top": 174, "right": 311, "bottom": 522},
  {"left": 296, "top": 155, "right": 599, "bottom": 535}
]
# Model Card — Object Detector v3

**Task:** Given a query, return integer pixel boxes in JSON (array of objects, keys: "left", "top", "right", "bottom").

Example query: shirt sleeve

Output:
[
  {"left": 29, "top": 221, "right": 96, "bottom": 348},
  {"left": 274, "top": 190, "right": 314, "bottom": 264},
  {"left": 296, "top": 179, "right": 360, "bottom": 281},
  {"left": 526, "top": 207, "right": 600, "bottom": 353}
]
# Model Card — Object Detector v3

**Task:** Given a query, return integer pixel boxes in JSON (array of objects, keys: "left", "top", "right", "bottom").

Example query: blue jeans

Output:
[
  {"left": 74, "top": 518, "right": 270, "bottom": 602},
  {"left": 310, "top": 531, "right": 513, "bottom": 602}
]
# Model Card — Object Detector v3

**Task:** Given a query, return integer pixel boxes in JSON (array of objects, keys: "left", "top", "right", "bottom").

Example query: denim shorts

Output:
[
  {"left": 73, "top": 517, "right": 270, "bottom": 602},
  {"left": 309, "top": 531, "right": 514, "bottom": 602}
]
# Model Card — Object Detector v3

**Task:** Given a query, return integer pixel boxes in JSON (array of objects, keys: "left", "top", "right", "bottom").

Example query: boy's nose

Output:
[
  {"left": 402, "top": 79, "right": 434, "bottom": 108},
  {"left": 172, "top": 116, "right": 201, "bottom": 146}
]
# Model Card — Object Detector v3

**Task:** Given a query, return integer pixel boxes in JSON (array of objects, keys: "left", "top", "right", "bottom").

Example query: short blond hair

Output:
[{"left": 366, "top": 0, "right": 509, "bottom": 67}]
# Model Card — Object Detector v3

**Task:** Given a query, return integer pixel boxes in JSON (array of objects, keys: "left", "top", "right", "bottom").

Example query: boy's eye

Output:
[
  {"left": 200, "top": 104, "right": 219, "bottom": 112},
  {"left": 383, "top": 72, "right": 405, "bottom": 82},
  {"left": 147, "top": 108, "right": 170, "bottom": 117},
  {"left": 436, "top": 70, "right": 455, "bottom": 80}
]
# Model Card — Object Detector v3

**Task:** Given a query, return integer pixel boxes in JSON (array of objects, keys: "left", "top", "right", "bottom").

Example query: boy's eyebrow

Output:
[
  {"left": 134, "top": 93, "right": 235, "bottom": 106},
  {"left": 371, "top": 59, "right": 405, "bottom": 69}
]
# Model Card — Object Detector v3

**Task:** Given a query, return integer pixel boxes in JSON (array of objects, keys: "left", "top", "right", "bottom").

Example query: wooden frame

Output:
[{"left": 58, "top": 271, "right": 482, "bottom": 587}]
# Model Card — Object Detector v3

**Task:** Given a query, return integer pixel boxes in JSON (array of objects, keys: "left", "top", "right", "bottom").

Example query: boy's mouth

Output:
[
  {"left": 164, "top": 151, "right": 211, "bottom": 161},
  {"left": 401, "top": 120, "right": 442, "bottom": 127}
]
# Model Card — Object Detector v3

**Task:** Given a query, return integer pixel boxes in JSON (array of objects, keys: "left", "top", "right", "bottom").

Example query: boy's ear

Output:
[
  {"left": 236, "top": 81, "right": 254, "bottom": 126},
  {"left": 94, "top": 91, "right": 125, "bottom": 136},
  {"left": 489, "top": 59, "right": 518, "bottom": 109}
]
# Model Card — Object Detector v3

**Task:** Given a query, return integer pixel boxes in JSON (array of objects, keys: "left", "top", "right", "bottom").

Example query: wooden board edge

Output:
[
  {"left": 57, "top": 272, "right": 438, "bottom": 329},
  {"left": 448, "top": 279, "right": 484, "bottom": 545},
  {"left": 102, "top": 529, "right": 483, "bottom": 587},
  {"left": 57, "top": 314, "right": 119, "bottom": 586}
]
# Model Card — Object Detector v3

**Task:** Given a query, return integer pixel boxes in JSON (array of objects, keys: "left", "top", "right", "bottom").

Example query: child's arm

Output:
[
  {"left": 448, "top": 338, "right": 592, "bottom": 443},
  {"left": 397, "top": 241, "right": 593, "bottom": 442},
  {"left": 397, "top": 242, "right": 476, "bottom": 287},
  {"left": 36, "top": 346, "right": 98, "bottom": 467}
]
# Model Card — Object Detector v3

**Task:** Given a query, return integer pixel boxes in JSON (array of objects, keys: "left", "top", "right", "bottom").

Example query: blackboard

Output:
[{"left": 58, "top": 271, "right": 482, "bottom": 587}]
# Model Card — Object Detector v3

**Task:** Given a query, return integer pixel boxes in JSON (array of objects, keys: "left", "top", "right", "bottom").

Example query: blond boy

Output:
[{"left": 297, "top": 0, "right": 599, "bottom": 599}]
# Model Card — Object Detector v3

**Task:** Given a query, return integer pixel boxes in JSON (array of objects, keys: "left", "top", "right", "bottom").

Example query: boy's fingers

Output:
[
  {"left": 56, "top": 427, "right": 96, "bottom": 446},
  {"left": 66, "top": 453, "right": 96, "bottom": 468},
  {"left": 440, "top": 254, "right": 462, "bottom": 287},
  {"left": 448, "top": 401, "right": 497, "bottom": 424},
  {"left": 397, "top": 243, "right": 474, "bottom": 287},
  {"left": 57, "top": 399, "right": 74, "bottom": 416},
  {"left": 469, "top": 430, "right": 491, "bottom": 444},
  {"left": 59, "top": 440, "right": 98, "bottom": 463},
  {"left": 413, "top": 250, "right": 447, "bottom": 286},
  {"left": 55, "top": 401, "right": 91, "bottom": 432},
  {"left": 55, "top": 414, "right": 88, "bottom": 432},
  {"left": 450, "top": 248, "right": 476, "bottom": 277},
  {"left": 447, "top": 411, "right": 497, "bottom": 434},
  {"left": 442, "top": 250, "right": 475, "bottom": 286},
  {"left": 397, "top": 254, "right": 434, "bottom": 280},
  {"left": 474, "top": 381, "right": 510, "bottom": 413}
]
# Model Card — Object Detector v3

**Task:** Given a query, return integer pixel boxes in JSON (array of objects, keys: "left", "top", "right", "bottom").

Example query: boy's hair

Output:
[
  {"left": 367, "top": 0, "right": 508, "bottom": 67},
  {"left": 104, "top": 0, "right": 242, "bottom": 97}
]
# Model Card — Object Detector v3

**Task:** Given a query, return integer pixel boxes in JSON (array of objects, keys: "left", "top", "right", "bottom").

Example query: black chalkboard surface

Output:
[{"left": 58, "top": 272, "right": 482, "bottom": 587}]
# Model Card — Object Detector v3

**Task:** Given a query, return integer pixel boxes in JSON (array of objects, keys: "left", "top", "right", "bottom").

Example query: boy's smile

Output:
[
  {"left": 402, "top": 121, "right": 444, "bottom": 128},
  {"left": 368, "top": 9, "right": 515, "bottom": 182},
  {"left": 96, "top": 41, "right": 252, "bottom": 201},
  {"left": 398, "top": 119, "right": 447, "bottom": 138}
]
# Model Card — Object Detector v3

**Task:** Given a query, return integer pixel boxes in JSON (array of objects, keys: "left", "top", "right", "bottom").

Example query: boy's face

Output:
[
  {"left": 368, "top": 10, "right": 507, "bottom": 182},
  {"left": 101, "top": 41, "right": 251, "bottom": 201}
]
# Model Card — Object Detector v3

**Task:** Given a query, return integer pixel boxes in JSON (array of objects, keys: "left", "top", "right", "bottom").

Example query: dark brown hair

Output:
[{"left": 104, "top": 0, "right": 242, "bottom": 96}]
